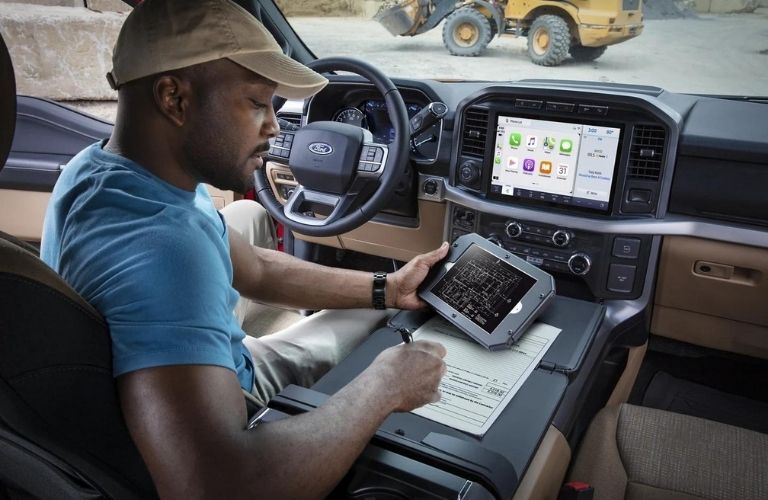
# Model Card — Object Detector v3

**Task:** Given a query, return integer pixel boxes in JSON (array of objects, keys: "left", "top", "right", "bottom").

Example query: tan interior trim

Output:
[
  {"left": 266, "top": 162, "right": 446, "bottom": 261},
  {"left": 0, "top": 189, "right": 51, "bottom": 242},
  {"left": 205, "top": 185, "right": 235, "bottom": 210},
  {"left": 512, "top": 425, "right": 571, "bottom": 500},
  {"left": 652, "top": 305, "right": 768, "bottom": 359},
  {"left": 335, "top": 199, "right": 446, "bottom": 262},
  {"left": 265, "top": 162, "right": 297, "bottom": 204},
  {"left": 653, "top": 236, "right": 768, "bottom": 358},
  {"left": 607, "top": 342, "right": 648, "bottom": 407},
  {"left": 292, "top": 200, "right": 446, "bottom": 262}
]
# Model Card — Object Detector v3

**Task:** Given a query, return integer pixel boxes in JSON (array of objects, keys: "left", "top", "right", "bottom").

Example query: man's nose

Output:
[{"left": 264, "top": 109, "right": 280, "bottom": 138}]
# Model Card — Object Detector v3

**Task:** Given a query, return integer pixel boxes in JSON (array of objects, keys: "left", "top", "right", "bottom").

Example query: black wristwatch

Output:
[{"left": 372, "top": 272, "right": 387, "bottom": 310}]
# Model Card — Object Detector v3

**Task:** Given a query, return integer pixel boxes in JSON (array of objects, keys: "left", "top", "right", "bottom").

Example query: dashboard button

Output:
[
  {"left": 613, "top": 237, "right": 641, "bottom": 259},
  {"left": 552, "top": 230, "right": 571, "bottom": 247},
  {"left": 526, "top": 256, "right": 544, "bottom": 266},
  {"left": 607, "top": 264, "right": 636, "bottom": 293},
  {"left": 578, "top": 104, "right": 609, "bottom": 116},
  {"left": 546, "top": 102, "right": 575, "bottom": 112},
  {"left": 459, "top": 161, "right": 480, "bottom": 185},
  {"left": 628, "top": 189, "right": 652, "bottom": 204},
  {"left": 515, "top": 99, "right": 543, "bottom": 109},
  {"left": 423, "top": 179, "right": 438, "bottom": 195}
]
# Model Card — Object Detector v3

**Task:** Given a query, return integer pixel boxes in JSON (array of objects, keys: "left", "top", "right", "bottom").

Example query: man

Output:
[{"left": 40, "top": 0, "right": 448, "bottom": 497}]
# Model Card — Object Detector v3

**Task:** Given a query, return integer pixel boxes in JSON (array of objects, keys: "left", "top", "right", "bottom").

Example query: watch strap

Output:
[{"left": 372, "top": 272, "right": 387, "bottom": 310}]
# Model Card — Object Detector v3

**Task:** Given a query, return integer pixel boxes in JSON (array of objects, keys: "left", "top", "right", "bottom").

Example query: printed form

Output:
[{"left": 411, "top": 316, "right": 561, "bottom": 436}]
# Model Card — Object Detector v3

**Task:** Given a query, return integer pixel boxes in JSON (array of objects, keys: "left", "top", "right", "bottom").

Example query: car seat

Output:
[{"left": 0, "top": 31, "right": 157, "bottom": 500}]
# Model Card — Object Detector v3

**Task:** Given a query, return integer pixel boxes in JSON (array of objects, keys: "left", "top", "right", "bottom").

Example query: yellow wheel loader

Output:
[{"left": 375, "top": 0, "right": 644, "bottom": 66}]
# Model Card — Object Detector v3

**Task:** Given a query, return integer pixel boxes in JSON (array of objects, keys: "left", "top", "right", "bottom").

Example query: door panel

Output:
[
  {"left": 0, "top": 189, "right": 50, "bottom": 242},
  {"left": 653, "top": 235, "right": 768, "bottom": 358}
]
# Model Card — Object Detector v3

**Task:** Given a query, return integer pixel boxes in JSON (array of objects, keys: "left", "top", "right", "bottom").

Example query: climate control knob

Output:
[
  {"left": 552, "top": 229, "right": 571, "bottom": 247},
  {"left": 505, "top": 221, "right": 523, "bottom": 239},
  {"left": 568, "top": 253, "right": 592, "bottom": 276},
  {"left": 459, "top": 161, "right": 480, "bottom": 185}
]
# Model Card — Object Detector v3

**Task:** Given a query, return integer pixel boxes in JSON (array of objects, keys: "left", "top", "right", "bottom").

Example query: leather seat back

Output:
[{"left": 0, "top": 233, "right": 157, "bottom": 499}]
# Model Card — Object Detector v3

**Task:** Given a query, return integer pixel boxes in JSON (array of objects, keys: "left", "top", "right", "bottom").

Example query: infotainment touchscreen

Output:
[{"left": 489, "top": 116, "right": 621, "bottom": 212}]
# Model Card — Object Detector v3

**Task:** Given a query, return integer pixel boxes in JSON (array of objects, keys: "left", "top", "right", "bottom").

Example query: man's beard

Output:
[{"left": 182, "top": 127, "right": 269, "bottom": 194}]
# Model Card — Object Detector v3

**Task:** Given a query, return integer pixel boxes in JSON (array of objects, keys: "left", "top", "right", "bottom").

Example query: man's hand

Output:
[
  {"left": 387, "top": 242, "right": 450, "bottom": 310},
  {"left": 363, "top": 340, "right": 447, "bottom": 412}
]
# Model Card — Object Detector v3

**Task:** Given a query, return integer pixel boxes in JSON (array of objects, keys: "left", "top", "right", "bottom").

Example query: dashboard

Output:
[{"left": 271, "top": 76, "right": 768, "bottom": 305}]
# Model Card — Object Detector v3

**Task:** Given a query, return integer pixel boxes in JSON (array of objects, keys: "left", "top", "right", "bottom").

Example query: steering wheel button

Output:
[{"left": 374, "top": 149, "right": 384, "bottom": 162}]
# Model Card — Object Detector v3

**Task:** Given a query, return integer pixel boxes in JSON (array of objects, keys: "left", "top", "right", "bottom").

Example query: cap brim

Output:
[{"left": 229, "top": 52, "right": 328, "bottom": 100}]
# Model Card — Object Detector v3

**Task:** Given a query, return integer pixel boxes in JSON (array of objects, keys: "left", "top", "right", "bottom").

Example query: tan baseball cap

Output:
[{"left": 107, "top": 0, "right": 328, "bottom": 99}]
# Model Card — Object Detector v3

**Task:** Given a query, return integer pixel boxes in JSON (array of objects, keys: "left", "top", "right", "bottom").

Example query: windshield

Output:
[{"left": 280, "top": 0, "right": 768, "bottom": 96}]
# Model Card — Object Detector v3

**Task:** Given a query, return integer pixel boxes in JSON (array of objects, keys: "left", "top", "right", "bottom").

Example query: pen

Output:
[{"left": 396, "top": 327, "right": 412, "bottom": 344}]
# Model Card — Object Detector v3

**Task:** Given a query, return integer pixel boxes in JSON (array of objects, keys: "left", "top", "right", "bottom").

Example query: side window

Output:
[{"left": 0, "top": 0, "right": 128, "bottom": 121}]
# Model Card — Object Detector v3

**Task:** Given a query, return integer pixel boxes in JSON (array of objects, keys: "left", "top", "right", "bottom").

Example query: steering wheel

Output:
[{"left": 254, "top": 57, "right": 409, "bottom": 237}]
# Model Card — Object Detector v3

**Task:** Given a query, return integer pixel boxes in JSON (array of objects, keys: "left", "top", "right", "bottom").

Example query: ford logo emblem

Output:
[{"left": 308, "top": 142, "right": 333, "bottom": 155}]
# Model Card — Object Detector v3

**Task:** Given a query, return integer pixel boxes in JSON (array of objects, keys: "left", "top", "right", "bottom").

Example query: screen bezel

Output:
[{"left": 484, "top": 111, "right": 625, "bottom": 214}]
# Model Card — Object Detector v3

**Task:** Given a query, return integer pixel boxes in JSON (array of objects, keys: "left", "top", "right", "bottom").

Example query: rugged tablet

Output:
[{"left": 419, "top": 233, "right": 556, "bottom": 350}]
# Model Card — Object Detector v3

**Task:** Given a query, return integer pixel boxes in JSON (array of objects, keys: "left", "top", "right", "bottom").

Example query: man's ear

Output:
[{"left": 152, "top": 75, "right": 191, "bottom": 127}]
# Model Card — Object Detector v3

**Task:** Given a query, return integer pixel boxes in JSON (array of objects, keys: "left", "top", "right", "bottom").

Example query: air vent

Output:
[
  {"left": 461, "top": 107, "right": 489, "bottom": 158},
  {"left": 277, "top": 112, "right": 302, "bottom": 129},
  {"left": 628, "top": 125, "right": 665, "bottom": 181}
]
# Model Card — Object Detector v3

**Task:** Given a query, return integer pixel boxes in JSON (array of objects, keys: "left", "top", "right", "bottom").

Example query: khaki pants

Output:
[{"left": 221, "top": 200, "right": 392, "bottom": 406}]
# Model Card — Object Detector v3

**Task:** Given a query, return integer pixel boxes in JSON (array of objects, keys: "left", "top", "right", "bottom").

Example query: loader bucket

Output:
[{"left": 374, "top": 0, "right": 428, "bottom": 37}]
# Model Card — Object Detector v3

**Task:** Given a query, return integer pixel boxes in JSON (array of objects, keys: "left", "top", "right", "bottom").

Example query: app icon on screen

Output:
[
  {"left": 526, "top": 135, "right": 538, "bottom": 148},
  {"left": 494, "top": 155, "right": 502, "bottom": 164},
  {"left": 560, "top": 139, "right": 573, "bottom": 153},
  {"left": 543, "top": 137, "right": 557, "bottom": 150},
  {"left": 509, "top": 132, "right": 522, "bottom": 148},
  {"left": 557, "top": 163, "right": 570, "bottom": 178},
  {"left": 507, "top": 156, "right": 519, "bottom": 170},
  {"left": 523, "top": 158, "right": 535, "bottom": 172},
  {"left": 540, "top": 161, "right": 552, "bottom": 175}
]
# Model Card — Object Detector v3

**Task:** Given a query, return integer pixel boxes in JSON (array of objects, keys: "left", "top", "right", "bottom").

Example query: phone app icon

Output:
[
  {"left": 540, "top": 161, "right": 552, "bottom": 175},
  {"left": 509, "top": 132, "right": 522, "bottom": 148},
  {"left": 560, "top": 139, "right": 573, "bottom": 153},
  {"left": 494, "top": 155, "right": 502, "bottom": 164},
  {"left": 526, "top": 135, "right": 538, "bottom": 148},
  {"left": 543, "top": 136, "right": 557, "bottom": 150},
  {"left": 507, "top": 156, "right": 519, "bottom": 170},
  {"left": 523, "top": 158, "right": 535, "bottom": 172}
]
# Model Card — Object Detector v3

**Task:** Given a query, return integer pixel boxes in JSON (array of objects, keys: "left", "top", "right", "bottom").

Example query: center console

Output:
[
  {"left": 264, "top": 297, "right": 605, "bottom": 499},
  {"left": 434, "top": 87, "right": 677, "bottom": 301}
]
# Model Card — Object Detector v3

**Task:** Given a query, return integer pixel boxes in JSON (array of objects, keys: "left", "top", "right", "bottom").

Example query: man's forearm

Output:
[{"left": 233, "top": 242, "right": 384, "bottom": 310}]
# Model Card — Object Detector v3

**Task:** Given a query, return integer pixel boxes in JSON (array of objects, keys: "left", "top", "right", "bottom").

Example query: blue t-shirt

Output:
[{"left": 41, "top": 141, "right": 255, "bottom": 391}]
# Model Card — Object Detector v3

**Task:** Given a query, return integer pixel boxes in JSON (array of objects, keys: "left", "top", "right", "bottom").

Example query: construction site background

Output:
[{"left": 0, "top": 0, "right": 766, "bottom": 111}]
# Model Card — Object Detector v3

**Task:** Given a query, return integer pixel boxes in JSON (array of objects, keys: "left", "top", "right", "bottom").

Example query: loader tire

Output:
[
  {"left": 442, "top": 8, "right": 492, "bottom": 57},
  {"left": 570, "top": 44, "right": 607, "bottom": 62},
  {"left": 527, "top": 15, "right": 570, "bottom": 66}
]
